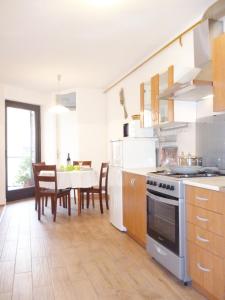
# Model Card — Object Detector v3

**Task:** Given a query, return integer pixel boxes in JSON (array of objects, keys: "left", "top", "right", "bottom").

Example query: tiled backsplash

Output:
[{"left": 196, "top": 113, "right": 225, "bottom": 168}]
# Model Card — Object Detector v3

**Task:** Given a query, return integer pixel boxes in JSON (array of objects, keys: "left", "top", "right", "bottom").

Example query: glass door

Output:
[
  {"left": 147, "top": 191, "right": 179, "bottom": 255},
  {"left": 5, "top": 100, "right": 41, "bottom": 201}
]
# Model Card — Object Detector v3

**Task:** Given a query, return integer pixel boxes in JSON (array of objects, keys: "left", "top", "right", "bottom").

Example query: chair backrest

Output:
[
  {"left": 73, "top": 160, "right": 92, "bottom": 167},
  {"left": 34, "top": 165, "right": 57, "bottom": 194},
  {"left": 99, "top": 162, "right": 109, "bottom": 190},
  {"left": 32, "top": 162, "right": 46, "bottom": 190}
]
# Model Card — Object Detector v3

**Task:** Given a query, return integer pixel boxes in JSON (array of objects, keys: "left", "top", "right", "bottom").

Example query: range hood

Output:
[{"left": 159, "top": 18, "right": 223, "bottom": 101}]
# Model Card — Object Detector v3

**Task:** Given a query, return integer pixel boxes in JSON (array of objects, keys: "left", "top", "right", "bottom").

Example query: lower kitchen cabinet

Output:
[
  {"left": 186, "top": 185, "right": 225, "bottom": 300},
  {"left": 123, "top": 171, "right": 146, "bottom": 247}
]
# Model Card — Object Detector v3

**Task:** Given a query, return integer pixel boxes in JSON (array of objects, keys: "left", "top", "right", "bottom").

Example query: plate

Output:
[{"left": 169, "top": 165, "right": 203, "bottom": 175}]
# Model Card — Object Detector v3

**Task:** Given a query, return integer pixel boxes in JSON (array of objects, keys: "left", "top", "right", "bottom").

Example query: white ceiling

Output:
[{"left": 0, "top": 0, "right": 216, "bottom": 92}]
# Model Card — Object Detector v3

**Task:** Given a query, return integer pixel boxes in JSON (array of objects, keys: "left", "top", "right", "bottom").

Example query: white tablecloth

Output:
[{"left": 40, "top": 169, "right": 98, "bottom": 189}]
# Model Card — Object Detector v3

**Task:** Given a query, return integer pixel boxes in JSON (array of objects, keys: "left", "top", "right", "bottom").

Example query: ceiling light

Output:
[
  {"left": 51, "top": 74, "right": 69, "bottom": 114},
  {"left": 51, "top": 105, "right": 69, "bottom": 114}
]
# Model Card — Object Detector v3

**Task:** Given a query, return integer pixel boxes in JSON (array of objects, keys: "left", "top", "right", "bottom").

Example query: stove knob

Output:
[
  {"left": 166, "top": 185, "right": 170, "bottom": 190},
  {"left": 159, "top": 183, "right": 162, "bottom": 188},
  {"left": 162, "top": 184, "right": 166, "bottom": 189},
  {"left": 147, "top": 180, "right": 150, "bottom": 185},
  {"left": 153, "top": 181, "right": 157, "bottom": 186},
  {"left": 170, "top": 186, "right": 175, "bottom": 191}
]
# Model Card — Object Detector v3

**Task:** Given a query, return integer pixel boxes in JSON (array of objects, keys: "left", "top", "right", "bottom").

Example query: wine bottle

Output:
[{"left": 67, "top": 153, "right": 71, "bottom": 166}]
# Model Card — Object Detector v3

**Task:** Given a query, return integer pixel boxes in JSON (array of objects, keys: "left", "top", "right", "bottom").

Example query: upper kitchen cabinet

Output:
[
  {"left": 158, "top": 65, "right": 174, "bottom": 124},
  {"left": 140, "top": 82, "right": 152, "bottom": 128},
  {"left": 149, "top": 66, "right": 174, "bottom": 126},
  {"left": 213, "top": 32, "right": 225, "bottom": 112}
]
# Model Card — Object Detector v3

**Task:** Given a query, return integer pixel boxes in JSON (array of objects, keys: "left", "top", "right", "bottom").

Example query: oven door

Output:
[{"left": 147, "top": 190, "right": 179, "bottom": 255}]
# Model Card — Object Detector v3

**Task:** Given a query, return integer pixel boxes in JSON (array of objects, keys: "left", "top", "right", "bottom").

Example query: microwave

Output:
[{"left": 123, "top": 121, "right": 154, "bottom": 138}]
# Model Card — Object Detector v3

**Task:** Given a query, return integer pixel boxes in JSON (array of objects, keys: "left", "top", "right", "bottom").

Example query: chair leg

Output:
[
  {"left": 68, "top": 194, "right": 71, "bottom": 216},
  {"left": 105, "top": 190, "right": 109, "bottom": 210},
  {"left": 35, "top": 196, "right": 37, "bottom": 210},
  {"left": 64, "top": 196, "right": 67, "bottom": 208},
  {"left": 99, "top": 192, "right": 103, "bottom": 214},
  {"left": 63, "top": 196, "right": 67, "bottom": 208},
  {"left": 81, "top": 193, "right": 84, "bottom": 209},
  {"left": 45, "top": 196, "right": 48, "bottom": 207},
  {"left": 92, "top": 192, "right": 95, "bottom": 208},
  {"left": 74, "top": 189, "right": 76, "bottom": 204},
  {"left": 59, "top": 198, "right": 62, "bottom": 206},
  {"left": 53, "top": 196, "right": 57, "bottom": 222},
  {"left": 42, "top": 197, "right": 44, "bottom": 215},
  {"left": 51, "top": 196, "right": 54, "bottom": 214},
  {"left": 37, "top": 196, "right": 41, "bottom": 221},
  {"left": 86, "top": 191, "right": 90, "bottom": 209}
]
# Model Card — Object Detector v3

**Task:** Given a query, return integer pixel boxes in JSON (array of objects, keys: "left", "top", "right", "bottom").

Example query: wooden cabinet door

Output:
[
  {"left": 123, "top": 172, "right": 146, "bottom": 247},
  {"left": 167, "top": 65, "right": 174, "bottom": 122},
  {"left": 188, "top": 242, "right": 225, "bottom": 300},
  {"left": 134, "top": 174, "right": 146, "bottom": 246},
  {"left": 213, "top": 33, "right": 225, "bottom": 112},
  {"left": 151, "top": 74, "right": 159, "bottom": 125}
]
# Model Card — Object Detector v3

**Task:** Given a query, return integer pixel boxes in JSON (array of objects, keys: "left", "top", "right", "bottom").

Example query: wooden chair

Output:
[
  {"left": 91, "top": 162, "right": 109, "bottom": 214},
  {"left": 32, "top": 162, "right": 46, "bottom": 211},
  {"left": 72, "top": 161, "right": 92, "bottom": 206},
  {"left": 34, "top": 164, "right": 71, "bottom": 221}
]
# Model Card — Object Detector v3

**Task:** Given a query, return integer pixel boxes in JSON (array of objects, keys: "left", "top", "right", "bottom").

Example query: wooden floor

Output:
[{"left": 0, "top": 199, "right": 206, "bottom": 300}]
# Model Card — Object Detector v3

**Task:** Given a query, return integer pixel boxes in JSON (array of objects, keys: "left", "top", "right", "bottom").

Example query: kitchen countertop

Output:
[
  {"left": 123, "top": 167, "right": 158, "bottom": 176},
  {"left": 184, "top": 176, "right": 225, "bottom": 191}
]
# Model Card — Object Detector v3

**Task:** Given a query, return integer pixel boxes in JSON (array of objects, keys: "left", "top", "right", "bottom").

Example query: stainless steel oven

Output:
[
  {"left": 147, "top": 190, "right": 179, "bottom": 255},
  {"left": 146, "top": 175, "right": 190, "bottom": 283}
]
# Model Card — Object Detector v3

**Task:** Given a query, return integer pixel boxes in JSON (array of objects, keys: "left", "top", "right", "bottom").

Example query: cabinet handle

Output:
[
  {"left": 196, "top": 196, "right": 208, "bottom": 201},
  {"left": 129, "top": 178, "right": 136, "bottom": 186},
  {"left": 197, "top": 262, "right": 211, "bottom": 273},
  {"left": 154, "top": 245, "right": 167, "bottom": 256},
  {"left": 196, "top": 215, "right": 208, "bottom": 222},
  {"left": 196, "top": 234, "right": 209, "bottom": 243}
]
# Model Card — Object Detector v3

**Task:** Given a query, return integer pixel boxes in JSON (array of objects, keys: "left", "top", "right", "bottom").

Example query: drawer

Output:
[
  {"left": 186, "top": 186, "right": 225, "bottom": 214},
  {"left": 187, "top": 204, "right": 224, "bottom": 237},
  {"left": 187, "top": 222, "right": 224, "bottom": 258},
  {"left": 188, "top": 242, "right": 225, "bottom": 300}
]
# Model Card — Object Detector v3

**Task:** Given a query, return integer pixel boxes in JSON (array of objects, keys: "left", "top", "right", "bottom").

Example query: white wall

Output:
[
  {"left": 0, "top": 84, "right": 56, "bottom": 204},
  {"left": 106, "top": 31, "right": 196, "bottom": 154},
  {"left": 57, "top": 88, "right": 107, "bottom": 171}
]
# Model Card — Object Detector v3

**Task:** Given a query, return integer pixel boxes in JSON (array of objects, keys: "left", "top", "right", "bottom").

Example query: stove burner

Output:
[{"left": 150, "top": 170, "right": 220, "bottom": 179}]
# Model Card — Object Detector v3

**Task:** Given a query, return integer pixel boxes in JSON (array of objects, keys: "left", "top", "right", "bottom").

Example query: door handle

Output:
[{"left": 130, "top": 178, "right": 136, "bottom": 186}]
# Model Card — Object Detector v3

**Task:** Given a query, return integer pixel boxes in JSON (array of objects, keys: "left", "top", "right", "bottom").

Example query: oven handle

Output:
[{"left": 147, "top": 192, "right": 179, "bottom": 206}]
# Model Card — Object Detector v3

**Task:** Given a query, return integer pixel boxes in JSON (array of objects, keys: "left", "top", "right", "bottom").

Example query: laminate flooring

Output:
[{"left": 0, "top": 199, "right": 206, "bottom": 300}]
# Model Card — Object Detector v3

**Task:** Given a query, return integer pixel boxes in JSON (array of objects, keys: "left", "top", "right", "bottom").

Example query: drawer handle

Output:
[
  {"left": 154, "top": 245, "right": 167, "bottom": 256},
  {"left": 196, "top": 215, "right": 208, "bottom": 222},
  {"left": 197, "top": 262, "right": 211, "bottom": 273},
  {"left": 196, "top": 234, "right": 209, "bottom": 243},
  {"left": 196, "top": 196, "right": 208, "bottom": 201}
]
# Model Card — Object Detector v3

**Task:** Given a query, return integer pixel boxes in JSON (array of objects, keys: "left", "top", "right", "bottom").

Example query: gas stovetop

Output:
[
  {"left": 147, "top": 170, "right": 222, "bottom": 198},
  {"left": 149, "top": 170, "right": 221, "bottom": 179}
]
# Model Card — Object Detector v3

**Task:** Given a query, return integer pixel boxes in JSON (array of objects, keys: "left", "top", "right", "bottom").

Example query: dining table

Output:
[{"left": 40, "top": 168, "right": 98, "bottom": 215}]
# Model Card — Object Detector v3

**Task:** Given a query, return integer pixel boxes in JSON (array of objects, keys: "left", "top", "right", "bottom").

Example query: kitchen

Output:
[
  {"left": 0, "top": 0, "right": 225, "bottom": 299},
  {"left": 108, "top": 2, "right": 225, "bottom": 300}
]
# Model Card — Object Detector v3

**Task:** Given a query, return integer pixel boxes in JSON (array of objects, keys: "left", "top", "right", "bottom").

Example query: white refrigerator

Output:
[{"left": 108, "top": 138, "right": 156, "bottom": 231}]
